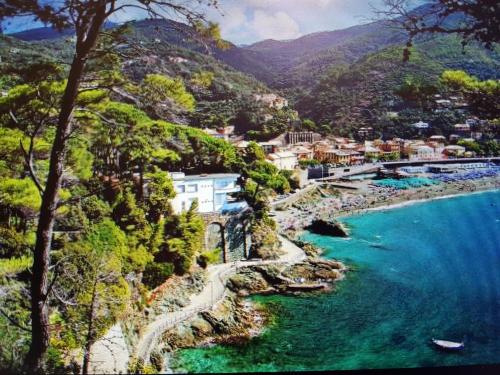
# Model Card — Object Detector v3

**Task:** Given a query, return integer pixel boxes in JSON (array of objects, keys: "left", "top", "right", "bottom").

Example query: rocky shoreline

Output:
[
  {"left": 142, "top": 176, "right": 500, "bottom": 373},
  {"left": 151, "top": 252, "right": 347, "bottom": 373}
]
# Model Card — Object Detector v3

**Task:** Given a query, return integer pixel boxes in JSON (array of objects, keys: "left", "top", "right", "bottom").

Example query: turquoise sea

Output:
[{"left": 173, "top": 190, "right": 500, "bottom": 372}]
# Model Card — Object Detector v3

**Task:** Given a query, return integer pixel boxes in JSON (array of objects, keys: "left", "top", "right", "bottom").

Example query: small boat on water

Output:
[{"left": 432, "top": 338, "right": 464, "bottom": 351}]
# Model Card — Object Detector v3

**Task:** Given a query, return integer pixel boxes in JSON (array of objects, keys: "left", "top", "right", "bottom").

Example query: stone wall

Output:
[{"left": 201, "top": 209, "right": 252, "bottom": 264}]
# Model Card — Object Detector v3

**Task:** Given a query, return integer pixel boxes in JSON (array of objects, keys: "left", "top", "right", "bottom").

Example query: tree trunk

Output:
[
  {"left": 82, "top": 279, "right": 98, "bottom": 375},
  {"left": 26, "top": 7, "right": 107, "bottom": 372},
  {"left": 138, "top": 164, "right": 144, "bottom": 201}
]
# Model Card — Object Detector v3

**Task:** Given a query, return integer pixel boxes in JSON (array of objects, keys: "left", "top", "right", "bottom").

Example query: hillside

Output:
[
  {"left": 212, "top": 3, "right": 499, "bottom": 101},
  {"left": 3, "top": 10, "right": 499, "bottom": 138},
  {"left": 217, "top": 20, "right": 406, "bottom": 88},
  {"left": 2, "top": 20, "right": 273, "bottom": 129},
  {"left": 294, "top": 35, "right": 500, "bottom": 138}
]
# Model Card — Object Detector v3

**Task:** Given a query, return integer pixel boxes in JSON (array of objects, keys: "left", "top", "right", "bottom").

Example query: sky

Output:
[
  {"left": 2, "top": 0, "right": 394, "bottom": 45},
  {"left": 205, "top": 0, "right": 387, "bottom": 45}
]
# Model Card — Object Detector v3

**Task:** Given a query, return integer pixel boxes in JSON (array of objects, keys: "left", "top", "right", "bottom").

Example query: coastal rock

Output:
[
  {"left": 159, "top": 295, "right": 265, "bottom": 354},
  {"left": 190, "top": 317, "right": 214, "bottom": 338},
  {"left": 251, "top": 265, "right": 288, "bottom": 286},
  {"left": 283, "top": 261, "right": 344, "bottom": 282},
  {"left": 163, "top": 324, "right": 196, "bottom": 348},
  {"left": 227, "top": 270, "right": 270, "bottom": 293},
  {"left": 200, "top": 297, "right": 239, "bottom": 334},
  {"left": 290, "top": 239, "right": 323, "bottom": 257},
  {"left": 306, "top": 219, "right": 349, "bottom": 237}
]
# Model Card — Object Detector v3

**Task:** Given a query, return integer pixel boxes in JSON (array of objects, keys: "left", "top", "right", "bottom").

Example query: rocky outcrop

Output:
[
  {"left": 306, "top": 219, "right": 349, "bottom": 237},
  {"left": 283, "top": 259, "right": 346, "bottom": 282},
  {"left": 250, "top": 221, "right": 285, "bottom": 260},
  {"left": 159, "top": 294, "right": 268, "bottom": 355},
  {"left": 227, "top": 258, "right": 347, "bottom": 297},
  {"left": 152, "top": 241, "right": 347, "bottom": 373},
  {"left": 289, "top": 239, "right": 323, "bottom": 257}
]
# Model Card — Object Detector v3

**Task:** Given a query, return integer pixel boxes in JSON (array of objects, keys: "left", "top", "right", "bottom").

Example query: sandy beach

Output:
[{"left": 274, "top": 175, "right": 500, "bottom": 235}]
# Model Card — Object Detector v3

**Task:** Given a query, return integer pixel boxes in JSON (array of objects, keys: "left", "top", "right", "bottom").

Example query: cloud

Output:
[
  {"left": 250, "top": 10, "right": 301, "bottom": 40},
  {"left": 210, "top": 0, "right": 386, "bottom": 44},
  {"left": 3, "top": 0, "right": 386, "bottom": 45},
  {"left": 244, "top": 0, "right": 333, "bottom": 10},
  {"left": 217, "top": 6, "right": 247, "bottom": 35}
]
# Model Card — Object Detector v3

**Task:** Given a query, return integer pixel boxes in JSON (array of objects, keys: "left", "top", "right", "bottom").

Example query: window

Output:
[
  {"left": 215, "top": 193, "right": 226, "bottom": 206},
  {"left": 215, "top": 179, "right": 233, "bottom": 189},
  {"left": 176, "top": 184, "right": 185, "bottom": 193},
  {"left": 187, "top": 184, "right": 198, "bottom": 193}
]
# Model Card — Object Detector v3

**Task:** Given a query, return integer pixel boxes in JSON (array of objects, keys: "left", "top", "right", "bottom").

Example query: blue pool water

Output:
[{"left": 173, "top": 190, "right": 500, "bottom": 372}]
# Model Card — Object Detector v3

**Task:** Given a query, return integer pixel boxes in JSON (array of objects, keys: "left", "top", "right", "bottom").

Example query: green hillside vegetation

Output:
[
  {"left": 0, "top": 40, "right": 292, "bottom": 371},
  {"left": 294, "top": 36, "right": 499, "bottom": 139},
  {"left": 1, "top": 22, "right": 275, "bottom": 131}
]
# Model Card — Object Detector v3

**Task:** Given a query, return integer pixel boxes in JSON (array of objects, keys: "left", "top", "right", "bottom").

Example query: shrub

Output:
[
  {"left": 142, "top": 262, "right": 175, "bottom": 289},
  {"left": 197, "top": 248, "right": 222, "bottom": 268}
]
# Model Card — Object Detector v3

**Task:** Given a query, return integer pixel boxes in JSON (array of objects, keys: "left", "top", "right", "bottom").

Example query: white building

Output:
[
  {"left": 267, "top": 151, "right": 298, "bottom": 170},
  {"left": 169, "top": 172, "right": 242, "bottom": 214}
]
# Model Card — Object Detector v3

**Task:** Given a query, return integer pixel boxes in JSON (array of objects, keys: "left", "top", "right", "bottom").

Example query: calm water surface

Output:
[{"left": 173, "top": 190, "right": 500, "bottom": 372}]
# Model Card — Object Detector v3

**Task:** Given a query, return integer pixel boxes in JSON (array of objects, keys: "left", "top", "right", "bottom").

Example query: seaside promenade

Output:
[{"left": 89, "top": 235, "right": 306, "bottom": 373}]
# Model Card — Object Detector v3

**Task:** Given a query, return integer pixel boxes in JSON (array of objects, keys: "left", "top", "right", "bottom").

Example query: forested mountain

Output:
[
  {"left": 3, "top": 5, "right": 499, "bottom": 137},
  {"left": 218, "top": 20, "right": 407, "bottom": 88},
  {"left": 214, "top": 3, "right": 499, "bottom": 91},
  {"left": 3, "top": 19, "right": 273, "bottom": 130},
  {"left": 294, "top": 35, "right": 500, "bottom": 137}
]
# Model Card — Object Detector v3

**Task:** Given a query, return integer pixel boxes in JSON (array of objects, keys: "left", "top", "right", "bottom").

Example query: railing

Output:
[
  {"left": 138, "top": 262, "right": 239, "bottom": 361},
  {"left": 137, "top": 249, "right": 306, "bottom": 362}
]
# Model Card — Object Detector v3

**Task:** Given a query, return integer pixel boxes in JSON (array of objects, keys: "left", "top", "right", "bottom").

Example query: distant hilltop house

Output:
[
  {"left": 168, "top": 56, "right": 189, "bottom": 64},
  {"left": 202, "top": 126, "right": 235, "bottom": 142},
  {"left": 454, "top": 123, "right": 471, "bottom": 136},
  {"left": 412, "top": 120, "right": 430, "bottom": 129},
  {"left": 253, "top": 93, "right": 289, "bottom": 110},
  {"left": 435, "top": 99, "right": 452, "bottom": 108},
  {"left": 357, "top": 127, "right": 374, "bottom": 139}
]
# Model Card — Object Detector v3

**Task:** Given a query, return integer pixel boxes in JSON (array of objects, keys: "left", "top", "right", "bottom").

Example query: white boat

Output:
[{"left": 432, "top": 338, "right": 464, "bottom": 351}]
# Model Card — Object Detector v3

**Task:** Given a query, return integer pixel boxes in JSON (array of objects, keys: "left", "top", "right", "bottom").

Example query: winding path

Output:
[{"left": 134, "top": 235, "right": 306, "bottom": 364}]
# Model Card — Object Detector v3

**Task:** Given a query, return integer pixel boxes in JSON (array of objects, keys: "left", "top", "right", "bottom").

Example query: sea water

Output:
[{"left": 172, "top": 190, "right": 500, "bottom": 372}]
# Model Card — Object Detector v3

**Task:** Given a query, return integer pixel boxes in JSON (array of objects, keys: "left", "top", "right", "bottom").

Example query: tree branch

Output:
[{"left": 0, "top": 308, "right": 31, "bottom": 333}]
